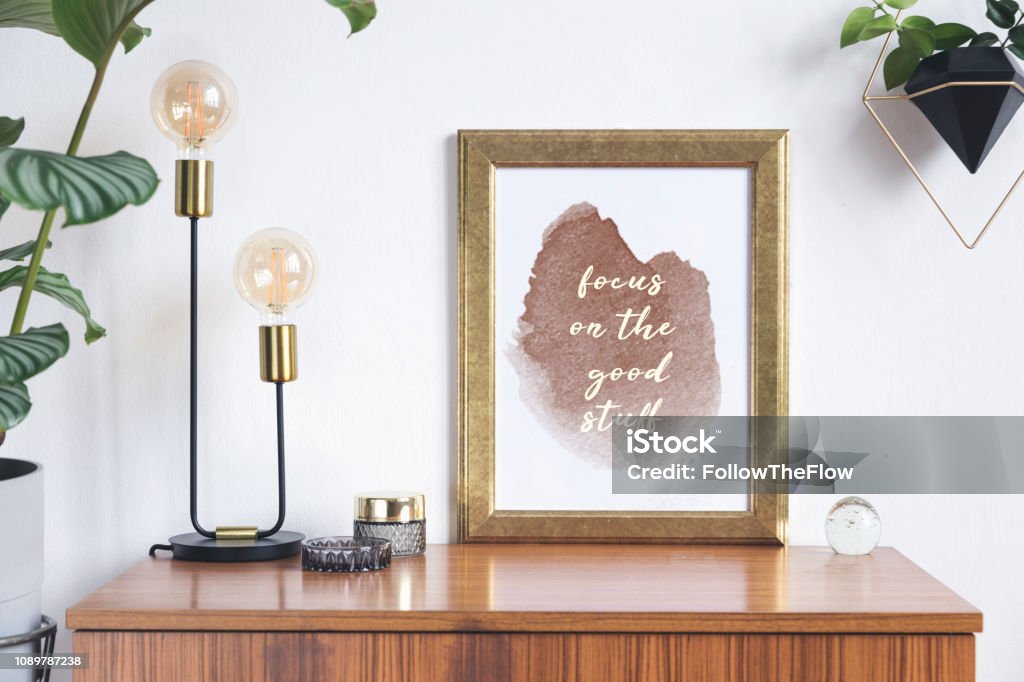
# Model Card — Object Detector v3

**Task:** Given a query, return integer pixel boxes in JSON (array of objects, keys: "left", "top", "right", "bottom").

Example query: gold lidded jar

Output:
[{"left": 353, "top": 491, "right": 426, "bottom": 557}]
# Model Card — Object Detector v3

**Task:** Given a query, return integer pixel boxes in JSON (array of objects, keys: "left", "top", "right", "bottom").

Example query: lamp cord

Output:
[{"left": 189, "top": 216, "right": 287, "bottom": 540}]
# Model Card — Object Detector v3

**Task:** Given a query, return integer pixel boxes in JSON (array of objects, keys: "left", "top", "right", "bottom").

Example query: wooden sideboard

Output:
[{"left": 67, "top": 545, "right": 981, "bottom": 681}]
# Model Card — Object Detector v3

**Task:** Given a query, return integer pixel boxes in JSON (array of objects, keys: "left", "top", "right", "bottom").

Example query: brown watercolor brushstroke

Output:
[{"left": 508, "top": 202, "right": 721, "bottom": 467}]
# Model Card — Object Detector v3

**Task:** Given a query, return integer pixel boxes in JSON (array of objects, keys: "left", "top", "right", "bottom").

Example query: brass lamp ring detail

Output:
[{"left": 215, "top": 526, "right": 259, "bottom": 540}]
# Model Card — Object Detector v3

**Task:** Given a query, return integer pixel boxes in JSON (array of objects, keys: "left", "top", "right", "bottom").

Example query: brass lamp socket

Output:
[
  {"left": 260, "top": 325, "right": 297, "bottom": 383},
  {"left": 175, "top": 159, "right": 214, "bottom": 218}
]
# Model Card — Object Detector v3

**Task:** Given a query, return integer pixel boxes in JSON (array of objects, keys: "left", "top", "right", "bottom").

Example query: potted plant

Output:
[
  {"left": 0, "top": 459, "right": 42, "bottom": 679},
  {"left": 842, "top": 0, "right": 1024, "bottom": 172},
  {"left": 0, "top": 0, "right": 374, "bottom": 667}
]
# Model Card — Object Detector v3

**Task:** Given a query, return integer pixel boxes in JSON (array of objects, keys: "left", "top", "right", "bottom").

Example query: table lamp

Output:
[{"left": 147, "top": 60, "right": 312, "bottom": 561}]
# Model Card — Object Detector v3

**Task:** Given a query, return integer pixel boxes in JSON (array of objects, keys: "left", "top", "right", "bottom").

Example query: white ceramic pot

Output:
[{"left": 0, "top": 458, "right": 43, "bottom": 682}]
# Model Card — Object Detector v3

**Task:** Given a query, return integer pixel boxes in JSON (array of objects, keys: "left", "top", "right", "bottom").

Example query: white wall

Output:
[{"left": 2, "top": 0, "right": 1022, "bottom": 678}]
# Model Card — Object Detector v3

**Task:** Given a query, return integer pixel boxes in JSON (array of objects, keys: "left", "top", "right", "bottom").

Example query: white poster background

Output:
[{"left": 494, "top": 167, "right": 751, "bottom": 511}]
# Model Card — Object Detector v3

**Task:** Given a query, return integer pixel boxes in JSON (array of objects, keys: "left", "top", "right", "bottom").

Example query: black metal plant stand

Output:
[{"left": 0, "top": 615, "right": 57, "bottom": 682}]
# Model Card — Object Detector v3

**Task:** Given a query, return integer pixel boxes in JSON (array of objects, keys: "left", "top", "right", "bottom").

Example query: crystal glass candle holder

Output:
[{"left": 301, "top": 536, "right": 391, "bottom": 573}]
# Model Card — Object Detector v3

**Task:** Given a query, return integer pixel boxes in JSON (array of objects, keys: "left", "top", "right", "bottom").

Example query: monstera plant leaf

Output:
[
  {"left": 0, "top": 382, "right": 31, "bottom": 430},
  {"left": 0, "top": 0, "right": 151, "bottom": 55},
  {"left": 0, "top": 148, "right": 158, "bottom": 226},
  {"left": 0, "top": 266, "right": 106, "bottom": 343},
  {"left": 325, "top": 0, "right": 377, "bottom": 34},
  {"left": 0, "top": 323, "right": 69, "bottom": 384}
]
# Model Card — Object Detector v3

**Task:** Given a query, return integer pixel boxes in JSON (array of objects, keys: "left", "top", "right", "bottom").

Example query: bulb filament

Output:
[
  {"left": 268, "top": 248, "right": 289, "bottom": 313},
  {"left": 184, "top": 80, "right": 206, "bottom": 147}
]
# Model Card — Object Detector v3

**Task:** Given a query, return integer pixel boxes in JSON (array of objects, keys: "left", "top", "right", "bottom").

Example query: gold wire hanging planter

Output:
[{"left": 862, "top": 11, "right": 1024, "bottom": 250}]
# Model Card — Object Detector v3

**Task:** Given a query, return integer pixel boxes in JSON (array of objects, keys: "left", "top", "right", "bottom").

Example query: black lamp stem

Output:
[
  {"left": 189, "top": 216, "right": 210, "bottom": 538},
  {"left": 267, "top": 381, "right": 286, "bottom": 537},
  {"left": 188, "top": 215, "right": 287, "bottom": 540}
]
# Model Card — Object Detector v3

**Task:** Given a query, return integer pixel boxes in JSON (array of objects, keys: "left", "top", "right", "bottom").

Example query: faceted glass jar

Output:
[
  {"left": 353, "top": 491, "right": 426, "bottom": 557},
  {"left": 825, "top": 496, "right": 881, "bottom": 555},
  {"left": 353, "top": 519, "right": 426, "bottom": 557}
]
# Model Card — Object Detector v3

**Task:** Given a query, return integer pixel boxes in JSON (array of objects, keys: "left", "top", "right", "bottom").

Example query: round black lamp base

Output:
[{"left": 164, "top": 530, "right": 304, "bottom": 562}]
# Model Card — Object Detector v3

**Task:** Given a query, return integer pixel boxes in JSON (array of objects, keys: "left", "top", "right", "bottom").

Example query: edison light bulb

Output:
[
  {"left": 235, "top": 228, "right": 317, "bottom": 326},
  {"left": 150, "top": 60, "right": 238, "bottom": 159}
]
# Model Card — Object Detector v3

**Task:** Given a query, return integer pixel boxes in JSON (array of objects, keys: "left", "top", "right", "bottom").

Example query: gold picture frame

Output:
[{"left": 458, "top": 130, "right": 789, "bottom": 544}]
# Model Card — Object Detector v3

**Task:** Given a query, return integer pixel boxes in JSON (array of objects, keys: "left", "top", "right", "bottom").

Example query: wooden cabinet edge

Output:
[{"left": 66, "top": 609, "right": 982, "bottom": 634}]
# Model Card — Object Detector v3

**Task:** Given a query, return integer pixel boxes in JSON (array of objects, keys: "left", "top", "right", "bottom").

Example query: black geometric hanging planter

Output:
[{"left": 905, "top": 47, "right": 1024, "bottom": 174}]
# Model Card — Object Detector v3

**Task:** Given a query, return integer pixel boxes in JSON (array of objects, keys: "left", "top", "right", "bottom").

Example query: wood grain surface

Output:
[
  {"left": 72, "top": 631, "right": 975, "bottom": 682},
  {"left": 66, "top": 545, "right": 981, "bottom": 634}
]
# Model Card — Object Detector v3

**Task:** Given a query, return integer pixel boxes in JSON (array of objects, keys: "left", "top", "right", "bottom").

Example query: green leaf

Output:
[
  {"left": 0, "top": 116, "right": 19, "bottom": 222},
  {"left": 0, "top": 324, "right": 69, "bottom": 384},
  {"left": 932, "top": 23, "right": 977, "bottom": 49},
  {"left": 51, "top": 0, "right": 154, "bottom": 65},
  {"left": 884, "top": 46, "right": 921, "bottom": 90},
  {"left": 324, "top": 0, "right": 377, "bottom": 35},
  {"left": 901, "top": 16, "right": 936, "bottom": 31},
  {"left": 841, "top": 7, "right": 877, "bottom": 48},
  {"left": 119, "top": 20, "right": 150, "bottom": 53},
  {"left": 0, "top": 117, "right": 20, "bottom": 218},
  {"left": 0, "top": 0, "right": 58, "bottom": 35},
  {"left": 0, "top": 115, "right": 19, "bottom": 220},
  {"left": 970, "top": 31, "right": 1000, "bottom": 46},
  {"left": 0, "top": 382, "right": 31, "bottom": 430},
  {"left": 1010, "top": 24, "right": 1024, "bottom": 45},
  {"left": 0, "top": 117, "right": 24, "bottom": 148},
  {"left": 884, "top": 0, "right": 918, "bottom": 9},
  {"left": 858, "top": 15, "right": 898, "bottom": 41},
  {"left": 899, "top": 27, "right": 935, "bottom": 57},
  {"left": 1009, "top": 43, "right": 1024, "bottom": 58},
  {"left": 0, "top": 266, "right": 106, "bottom": 343},
  {"left": 987, "top": 0, "right": 1018, "bottom": 29},
  {"left": 0, "top": 148, "right": 158, "bottom": 227},
  {"left": 0, "top": 239, "right": 49, "bottom": 261},
  {"left": 0, "top": 0, "right": 148, "bottom": 53}
]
